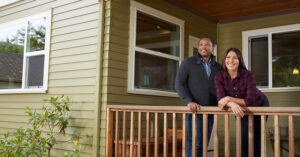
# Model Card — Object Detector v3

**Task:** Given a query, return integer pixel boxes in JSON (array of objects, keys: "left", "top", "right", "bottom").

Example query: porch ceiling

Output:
[{"left": 168, "top": 0, "right": 300, "bottom": 22}]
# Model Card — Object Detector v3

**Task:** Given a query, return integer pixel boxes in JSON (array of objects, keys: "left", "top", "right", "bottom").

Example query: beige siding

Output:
[
  {"left": 217, "top": 12, "right": 300, "bottom": 156},
  {"left": 99, "top": 0, "right": 217, "bottom": 156},
  {"left": 0, "top": 0, "right": 102, "bottom": 156}
]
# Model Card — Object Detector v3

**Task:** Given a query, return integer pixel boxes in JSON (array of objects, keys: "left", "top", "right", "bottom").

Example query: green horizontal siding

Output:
[{"left": 0, "top": 0, "right": 101, "bottom": 156}]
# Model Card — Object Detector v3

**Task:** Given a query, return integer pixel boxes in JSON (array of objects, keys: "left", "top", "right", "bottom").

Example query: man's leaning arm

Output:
[{"left": 175, "top": 59, "right": 193, "bottom": 105}]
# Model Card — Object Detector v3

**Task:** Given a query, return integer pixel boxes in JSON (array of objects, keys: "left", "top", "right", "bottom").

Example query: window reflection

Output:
[
  {"left": 136, "top": 11, "right": 180, "bottom": 57},
  {"left": 26, "top": 17, "right": 46, "bottom": 52},
  {"left": 272, "top": 31, "right": 300, "bottom": 87},
  {"left": 26, "top": 55, "right": 44, "bottom": 88},
  {"left": 250, "top": 37, "right": 268, "bottom": 87},
  {"left": 134, "top": 51, "right": 178, "bottom": 92},
  {"left": 0, "top": 23, "right": 24, "bottom": 89}
]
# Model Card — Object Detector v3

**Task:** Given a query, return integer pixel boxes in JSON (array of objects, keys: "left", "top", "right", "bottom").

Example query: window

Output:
[
  {"left": 242, "top": 23, "right": 300, "bottom": 91},
  {"left": 0, "top": 11, "right": 51, "bottom": 93},
  {"left": 128, "top": 2, "right": 184, "bottom": 97}
]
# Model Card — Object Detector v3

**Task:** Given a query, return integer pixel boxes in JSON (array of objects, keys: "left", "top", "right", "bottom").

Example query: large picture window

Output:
[
  {"left": 243, "top": 23, "right": 300, "bottom": 91},
  {"left": 0, "top": 11, "right": 51, "bottom": 93},
  {"left": 128, "top": 2, "right": 184, "bottom": 97}
]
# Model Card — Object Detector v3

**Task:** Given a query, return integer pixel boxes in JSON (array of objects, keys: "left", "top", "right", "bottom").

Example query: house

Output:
[{"left": 0, "top": 0, "right": 299, "bottom": 156}]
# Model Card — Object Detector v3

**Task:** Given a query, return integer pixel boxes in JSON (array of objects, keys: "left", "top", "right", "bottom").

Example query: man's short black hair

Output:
[{"left": 198, "top": 37, "right": 215, "bottom": 47}]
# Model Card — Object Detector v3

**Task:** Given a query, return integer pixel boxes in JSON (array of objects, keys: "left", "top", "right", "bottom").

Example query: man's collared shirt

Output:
[
  {"left": 200, "top": 57, "right": 212, "bottom": 77},
  {"left": 214, "top": 68, "right": 263, "bottom": 106}
]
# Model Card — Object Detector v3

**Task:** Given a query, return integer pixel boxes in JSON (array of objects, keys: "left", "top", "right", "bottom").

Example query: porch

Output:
[{"left": 106, "top": 105, "right": 300, "bottom": 157}]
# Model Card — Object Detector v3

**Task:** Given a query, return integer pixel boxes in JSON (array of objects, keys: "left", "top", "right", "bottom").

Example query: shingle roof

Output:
[{"left": 0, "top": 52, "right": 23, "bottom": 82}]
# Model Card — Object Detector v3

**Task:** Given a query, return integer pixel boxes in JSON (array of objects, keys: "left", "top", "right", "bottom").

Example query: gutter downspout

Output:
[{"left": 93, "top": 0, "right": 106, "bottom": 156}]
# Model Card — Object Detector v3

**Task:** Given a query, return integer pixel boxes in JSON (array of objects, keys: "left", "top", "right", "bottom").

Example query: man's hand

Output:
[
  {"left": 227, "top": 102, "right": 245, "bottom": 117},
  {"left": 187, "top": 102, "right": 200, "bottom": 113},
  {"left": 218, "top": 96, "right": 230, "bottom": 109}
]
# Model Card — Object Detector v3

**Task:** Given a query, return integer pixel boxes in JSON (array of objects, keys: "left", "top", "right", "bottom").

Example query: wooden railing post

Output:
[
  {"left": 289, "top": 115, "right": 295, "bottom": 157},
  {"left": 122, "top": 111, "right": 127, "bottom": 157},
  {"left": 225, "top": 114, "right": 230, "bottom": 157},
  {"left": 138, "top": 112, "right": 142, "bottom": 157},
  {"left": 203, "top": 114, "right": 208, "bottom": 157},
  {"left": 248, "top": 115, "right": 254, "bottom": 157},
  {"left": 213, "top": 115, "right": 219, "bottom": 157},
  {"left": 155, "top": 112, "right": 159, "bottom": 157},
  {"left": 164, "top": 113, "right": 168, "bottom": 157},
  {"left": 146, "top": 112, "right": 150, "bottom": 157},
  {"left": 192, "top": 113, "right": 197, "bottom": 157},
  {"left": 130, "top": 112, "right": 135, "bottom": 157},
  {"left": 106, "top": 107, "right": 113, "bottom": 157},
  {"left": 173, "top": 113, "right": 177, "bottom": 157},
  {"left": 261, "top": 115, "right": 267, "bottom": 157},
  {"left": 236, "top": 117, "right": 241, "bottom": 157},
  {"left": 182, "top": 114, "right": 187, "bottom": 157},
  {"left": 274, "top": 115, "right": 280, "bottom": 157},
  {"left": 115, "top": 111, "right": 120, "bottom": 157}
]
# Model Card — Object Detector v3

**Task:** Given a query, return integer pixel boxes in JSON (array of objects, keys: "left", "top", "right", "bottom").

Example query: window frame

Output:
[
  {"left": 0, "top": 10, "right": 51, "bottom": 94},
  {"left": 0, "top": 0, "right": 22, "bottom": 7},
  {"left": 242, "top": 23, "right": 300, "bottom": 92},
  {"left": 128, "top": 1, "right": 184, "bottom": 97}
]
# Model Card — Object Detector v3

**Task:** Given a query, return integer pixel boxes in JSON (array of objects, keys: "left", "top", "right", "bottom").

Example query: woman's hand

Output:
[
  {"left": 227, "top": 102, "right": 245, "bottom": 117},
  {"left": 218, "top": 96, "right": 230, "bottom": 110}
]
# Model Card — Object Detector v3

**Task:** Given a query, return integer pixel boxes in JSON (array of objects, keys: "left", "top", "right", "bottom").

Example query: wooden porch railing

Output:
[{"left": 106, "top": 105, "right": 300, "bottom": 157}]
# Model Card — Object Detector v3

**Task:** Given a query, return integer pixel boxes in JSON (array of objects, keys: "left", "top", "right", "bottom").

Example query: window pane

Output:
[
  {"left": 26, "top": 17, "right": 46, "bottom": 52},
  {"left": 0, "top": 23, "right": 24, "bottom": 89},
  {"left": 272, "top": 31, "right": 300, "bottom": 87},
  {"left": 26, "top": 55, "right": 44, "bottom": 88},
  {"left": 136, "top": 11, "right": 180, "bottom": 56},
  {"left": 249, "top": 36, "right": 268, "bottom": 87},
  {"left": 134, "top": 51, "right": 178, "bottom": 92}
]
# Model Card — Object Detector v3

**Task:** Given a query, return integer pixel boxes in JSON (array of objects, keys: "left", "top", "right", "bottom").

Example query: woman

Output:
[{"left": 214, "top": 48, "right": 269, "bottom": 157}]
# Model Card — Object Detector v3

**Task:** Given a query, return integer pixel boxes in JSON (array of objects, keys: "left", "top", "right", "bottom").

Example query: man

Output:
[{"left": 175, "top": 37, "right": 221, "bottom": 157}]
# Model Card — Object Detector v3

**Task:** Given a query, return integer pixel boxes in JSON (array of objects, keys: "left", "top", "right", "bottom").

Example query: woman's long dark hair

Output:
[{"left": 221, "top": 48, "right": 247, "bottom": 71}]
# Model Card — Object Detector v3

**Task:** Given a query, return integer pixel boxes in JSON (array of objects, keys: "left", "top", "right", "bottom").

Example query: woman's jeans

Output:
[
  {"left": 186, "top": 114, "right": 214, "bottom": 157},
  {"left": 242, "top": 94, "right": 269, "bottom": 157},
  {"left": 241, "top": 115, "right": 261, "bottom": 157}
]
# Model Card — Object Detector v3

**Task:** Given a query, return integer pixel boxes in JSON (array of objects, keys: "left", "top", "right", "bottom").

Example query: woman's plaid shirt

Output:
[{"left": 214, "top": 68, "right": 263, "bottom": 106}]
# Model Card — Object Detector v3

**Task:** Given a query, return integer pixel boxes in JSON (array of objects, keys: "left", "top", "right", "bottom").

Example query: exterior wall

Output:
[
  {"left": 0, "top": 0, "right": 102, "bottom": 156},
  {"left": 99, "top": 0, "right": 217, "bottom": 156},
  {"left": 217, "top": 12, "right": 300, "bottom": 156}
]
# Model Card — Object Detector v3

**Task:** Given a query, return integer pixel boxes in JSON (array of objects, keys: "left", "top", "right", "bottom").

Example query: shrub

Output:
[{"left": 0, "top": 95, "right": 82, "bottom": 157}]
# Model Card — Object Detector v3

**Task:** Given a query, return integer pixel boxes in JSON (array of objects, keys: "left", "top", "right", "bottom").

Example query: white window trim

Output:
[
  {"left": 128, "top": 1, "right": 184, "bottom": 97},
  {"left": 0, "top": 0, "right": 21, "bottom": 7},
  {"left": 0, "top": 10, "right": 51, "bottom": 94},
  {"left": 242, "top": 23, "right": 300, "bottom": 92}
]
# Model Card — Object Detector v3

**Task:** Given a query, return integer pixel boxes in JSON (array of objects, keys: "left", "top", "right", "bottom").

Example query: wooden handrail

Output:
[
  {"left": 107, "top": 105, "right": 300, "bottom": 115},
  {"left": 106, "top": 105, "right": 300, "bottom": 157}
]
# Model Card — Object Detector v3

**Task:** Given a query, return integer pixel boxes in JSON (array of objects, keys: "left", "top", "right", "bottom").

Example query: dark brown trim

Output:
[
  {"left": 167, "top": 0, "right": 218, "bottom": 23},
  {"left": 167, "top": 0, "right": 300, "bottom": 24},
  {"left": 219, "top": 8, "right": 300, "bottom": 24}
]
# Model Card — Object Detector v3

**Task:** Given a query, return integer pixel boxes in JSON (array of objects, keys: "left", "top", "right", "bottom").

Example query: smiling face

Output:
[
  {"left": 198, "top": 38, "right": 214, "bottom": 58},
  {"left": 225, "top": 51, "right": 239, "bottom": 72}
]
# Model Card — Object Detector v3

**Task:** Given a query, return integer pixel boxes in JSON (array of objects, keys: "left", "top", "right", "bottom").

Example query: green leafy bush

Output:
[{"left": 0, "top": 95, "right": 82, "bottom": 157}]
